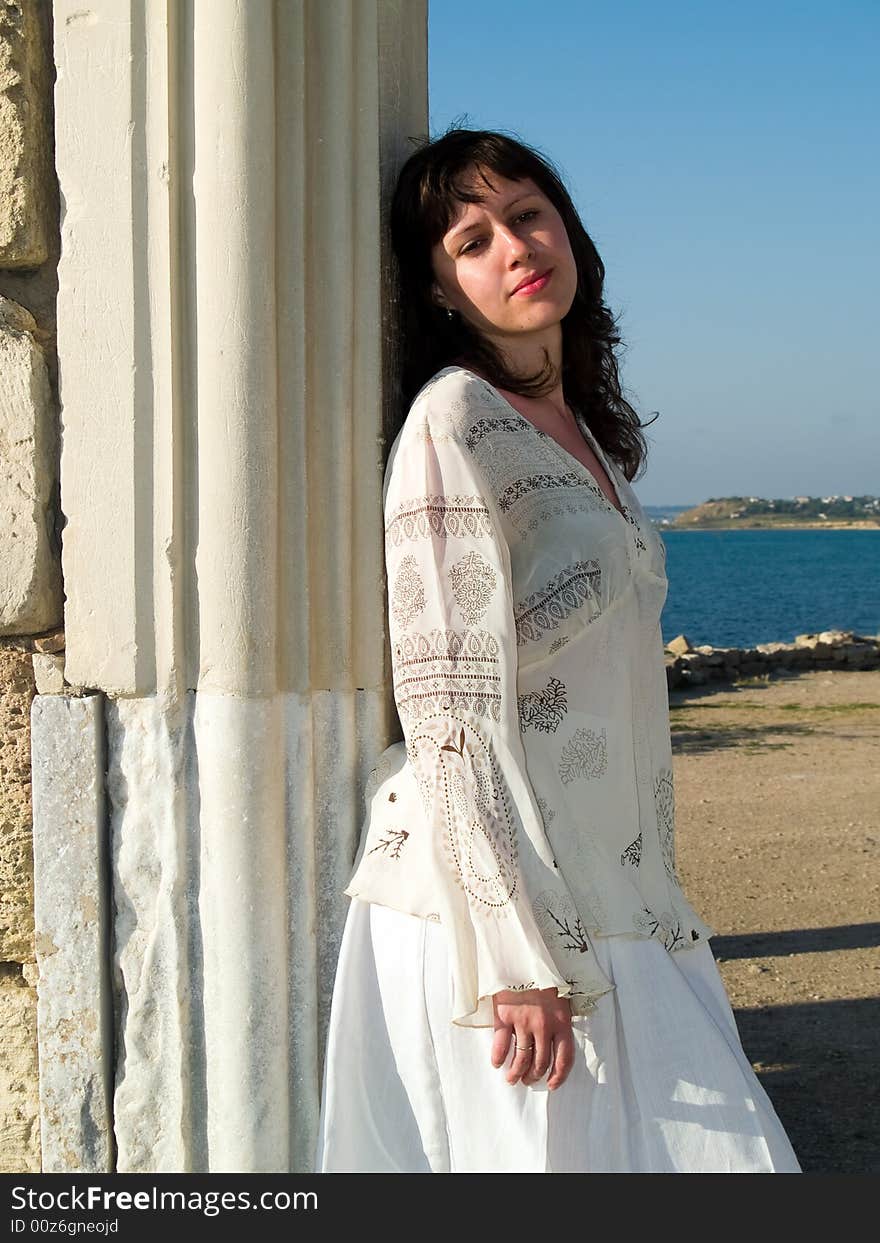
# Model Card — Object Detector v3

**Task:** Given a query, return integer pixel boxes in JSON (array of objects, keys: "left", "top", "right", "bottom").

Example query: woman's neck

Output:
[{"left": 457, "top": 328, "right": 574, "bottom": 430}]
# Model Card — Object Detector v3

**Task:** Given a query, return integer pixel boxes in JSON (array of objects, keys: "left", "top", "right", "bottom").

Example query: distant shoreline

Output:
[{"left": 658, "top": 521, "right": 880, "bottom": 532}]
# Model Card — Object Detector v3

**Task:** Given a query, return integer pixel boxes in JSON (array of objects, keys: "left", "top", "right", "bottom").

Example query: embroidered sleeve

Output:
[{"left": 382, "top": 408, "right": 612, "bottom": 1026}]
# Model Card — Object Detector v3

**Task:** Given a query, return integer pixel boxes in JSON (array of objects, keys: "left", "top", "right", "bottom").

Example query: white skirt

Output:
[{"left": 315, "top": 898, "right": 802, "bottom": 1173}]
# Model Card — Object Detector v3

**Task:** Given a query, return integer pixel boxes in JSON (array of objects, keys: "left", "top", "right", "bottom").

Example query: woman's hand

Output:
[{"left": 491, "top": 986, "right": 574, "bottom": 1090}]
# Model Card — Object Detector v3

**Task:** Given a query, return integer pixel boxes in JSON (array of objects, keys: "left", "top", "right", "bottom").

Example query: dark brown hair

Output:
[{"left": 388, "top": 124, "right": 655, "bottom": 480}]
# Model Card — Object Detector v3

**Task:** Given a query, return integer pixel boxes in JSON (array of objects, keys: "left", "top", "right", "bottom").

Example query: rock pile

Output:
[{"left": 665, "top": 629, "right": 880, "bottom": 689}]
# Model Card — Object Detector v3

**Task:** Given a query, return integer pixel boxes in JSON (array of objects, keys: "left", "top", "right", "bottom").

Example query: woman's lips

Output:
[{"left": 513, "top": 269, "right": 553, "bottom": 296}]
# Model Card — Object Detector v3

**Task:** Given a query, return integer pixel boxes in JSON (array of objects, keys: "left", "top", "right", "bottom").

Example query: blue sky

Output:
[{"left": 428, "top": 0, "right": 879, "bottom": 504}]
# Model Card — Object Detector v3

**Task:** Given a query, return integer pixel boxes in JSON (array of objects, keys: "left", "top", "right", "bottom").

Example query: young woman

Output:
[{"left": 315, "top": 127, "right": 802, "bottom": 1173}]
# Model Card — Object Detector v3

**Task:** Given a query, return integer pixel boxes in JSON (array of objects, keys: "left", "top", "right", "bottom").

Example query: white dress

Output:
[{"left": 316, "top": 366, "right": 801, "bottom": 1173}]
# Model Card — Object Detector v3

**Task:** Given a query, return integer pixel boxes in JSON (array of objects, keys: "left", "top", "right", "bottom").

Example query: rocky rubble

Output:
[{"left": 665, "top": 629, "right": 880, "bottom": 689}]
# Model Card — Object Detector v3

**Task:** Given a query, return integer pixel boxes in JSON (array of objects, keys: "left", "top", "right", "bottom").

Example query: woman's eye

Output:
[{"left": 459, "top": 211, "right": 536, "bottom": 254}]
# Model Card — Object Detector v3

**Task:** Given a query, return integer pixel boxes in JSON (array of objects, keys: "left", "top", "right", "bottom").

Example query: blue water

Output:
[{"left": 658, "top": 529, "right": 880, "bottom": 648}]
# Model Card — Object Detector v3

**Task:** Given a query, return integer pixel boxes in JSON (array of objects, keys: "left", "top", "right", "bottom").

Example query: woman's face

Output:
[{"left": 430, "top": 166, "right": 578, "bottom": 346}]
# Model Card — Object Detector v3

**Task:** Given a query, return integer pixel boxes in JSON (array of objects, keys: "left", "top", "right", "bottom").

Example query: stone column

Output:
[{"left": 43, "top": 0, "right": 427, "bottom": 1172}]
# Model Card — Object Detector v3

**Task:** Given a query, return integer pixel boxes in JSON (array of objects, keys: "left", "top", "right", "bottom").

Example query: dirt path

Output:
[{"left": 671, "top": 668, "right": 880, "bottom": 1174}]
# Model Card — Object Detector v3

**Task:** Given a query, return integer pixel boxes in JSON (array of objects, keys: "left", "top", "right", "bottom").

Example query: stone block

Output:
[
  {"left": 0, "top": 965, "right": 41, "bottom": 1172},
  {"left": 32, "top": 652, "right": 64, "bottom": 694},
  {"left": 0, "top": 295, "right": 62, "bottom": 634},
  {"left": 0, "top": 0, "right": 53, "bottom": 265},
  {"left": 30, "top": 693, "right": 112, "bottom": 1173},
  {"left": 666, "top": 634, "right": 693, "bottom": 655},
  {"left": 665, "top": 664, "right": 683, "bottom": 689},
  {"left": 845, "top": 643, "right": 878, "bottom": 667},
  {"left": 818, "top": 629, "right": 854, "bottom": 645},
  {"left": 32, "top": 629, "right": 65, "bottom": 654},
  {"left": 0, "top": 645, "right": 35, "bottom": 960}
]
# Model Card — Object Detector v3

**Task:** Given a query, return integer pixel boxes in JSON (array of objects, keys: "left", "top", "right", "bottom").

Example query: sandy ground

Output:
[{"left": 671, "top": 667, "right": 880, "bottom": 1174}]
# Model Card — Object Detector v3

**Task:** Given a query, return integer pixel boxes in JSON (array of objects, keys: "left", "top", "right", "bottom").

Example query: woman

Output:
[{"left": 315, "top": 127, "right": 801, "bottom": 1173}]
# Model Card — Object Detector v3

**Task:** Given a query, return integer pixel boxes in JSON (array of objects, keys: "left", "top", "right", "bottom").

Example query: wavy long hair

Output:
[{"left": 388, "top": 125, "right": 654, "bottom": 481}]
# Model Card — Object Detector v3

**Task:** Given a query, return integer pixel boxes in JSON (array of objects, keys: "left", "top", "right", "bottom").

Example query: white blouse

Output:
[{"left": 345, "top": 365, "right": 715, "bottom": 1027}]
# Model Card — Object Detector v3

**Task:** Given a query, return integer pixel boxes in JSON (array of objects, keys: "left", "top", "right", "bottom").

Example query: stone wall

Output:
[
  {"left": 665, "top": 629, "right": 880, "bottom": 690},
  {"left": 0, "top": 0, "right": 61, "bottom": 1173},
  {"left": 2, "top": 0, "right": 875, "bottom": 1176}
]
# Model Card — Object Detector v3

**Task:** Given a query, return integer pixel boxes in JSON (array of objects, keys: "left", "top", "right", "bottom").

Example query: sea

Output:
[{"left": 645, "top": 508, "right": 880, "bottom": 649}]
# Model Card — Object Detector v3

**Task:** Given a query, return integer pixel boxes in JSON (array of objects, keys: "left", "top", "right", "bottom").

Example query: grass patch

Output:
[
  {"left": 670, "top": 701, "right": 879, "bottom": 715},
  {"left": 777, "top": 702, "right": 880, "bottom": 713},
  {"left": 674, "top": 722, "right": 814, "bottom": 735},
  {"left": 741, "top": 741, "right": 797, "bottom": 752},
  {"left": 670, "top": 702, "right": 766, "bottom": 712}
]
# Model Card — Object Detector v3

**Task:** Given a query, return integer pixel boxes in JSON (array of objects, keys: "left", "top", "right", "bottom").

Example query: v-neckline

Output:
[{"left": 447, "top": 365, "right": 629, "bottom": 521}]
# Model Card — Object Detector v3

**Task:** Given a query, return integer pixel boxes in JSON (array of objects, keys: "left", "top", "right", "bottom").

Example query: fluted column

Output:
[{"left": 43, "top": 0, "right": 428, "bottom": 1172}]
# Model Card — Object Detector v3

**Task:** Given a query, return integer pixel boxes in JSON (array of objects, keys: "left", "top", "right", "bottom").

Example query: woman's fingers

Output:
[
  {"left": 546, "top": 1026, "right": 576, "bottom": 1090},
  {"left": 490, "top": 1023, "right": 513, "bottom": 1069},
  {"left": 521, "top": 1032, "right": 552, "bottom": 1085},
  {"left": 491, "top": 990, "right": 575, "bottom": 1088},
  {"left": 506, "top": 1025, "right": 538, "bottom": 1085}
]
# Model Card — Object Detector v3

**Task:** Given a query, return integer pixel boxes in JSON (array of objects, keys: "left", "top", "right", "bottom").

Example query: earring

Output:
[{"left": 445, "top": 308, "right": 455, "bottom": 320}]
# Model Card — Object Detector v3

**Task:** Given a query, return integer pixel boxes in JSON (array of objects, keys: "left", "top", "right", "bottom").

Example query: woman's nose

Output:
[{"left": 501, "top": 228, "right": 532, "bottom": 261}]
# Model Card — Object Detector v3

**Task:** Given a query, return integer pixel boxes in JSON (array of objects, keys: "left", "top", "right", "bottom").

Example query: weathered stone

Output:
[
  {"left": 32, "top": 652, "right": 64, "bottom": 694},
  {"left": 666, "top": 634, "right": 693, "bottom": 656},
  {"left": 30, "top": 694, "right": 112, "bottom": 1173},
  {"left": 665, "top": 663, "right": 683, "bottom": 688},
  {"left": 686, "top": 651, "right": 725, "bottom": 671},
  {"left": 107, "top": 694, "right": 198, "bottom": 1173},
  {"left": 818, "top": 629, "right": 854, "bottom": 645},
  {"left": 665, "top": 630, "right": 880, "bottom": 695},
  {"left": 0, "top": 0, "right": 53, "bottom": 264},
  {"left": 0, "top": 645, "right": 35, "bottom": 961},
  {"left": 0, "top": 965, "right": 41, "bottom": 1173},
  {"left": 32, "top": 628, "right": 65, "bottom": 654},
  {"left": 0, "top": 295, "right": 62, "bottom": 634},
  {"left": 845, "top": 643, "right": 878, "bottom": 667}
]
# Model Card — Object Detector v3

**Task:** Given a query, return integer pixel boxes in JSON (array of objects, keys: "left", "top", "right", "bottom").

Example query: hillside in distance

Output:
[{"left": 669, "top": 495, "right": 880, "bottom": 529}]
